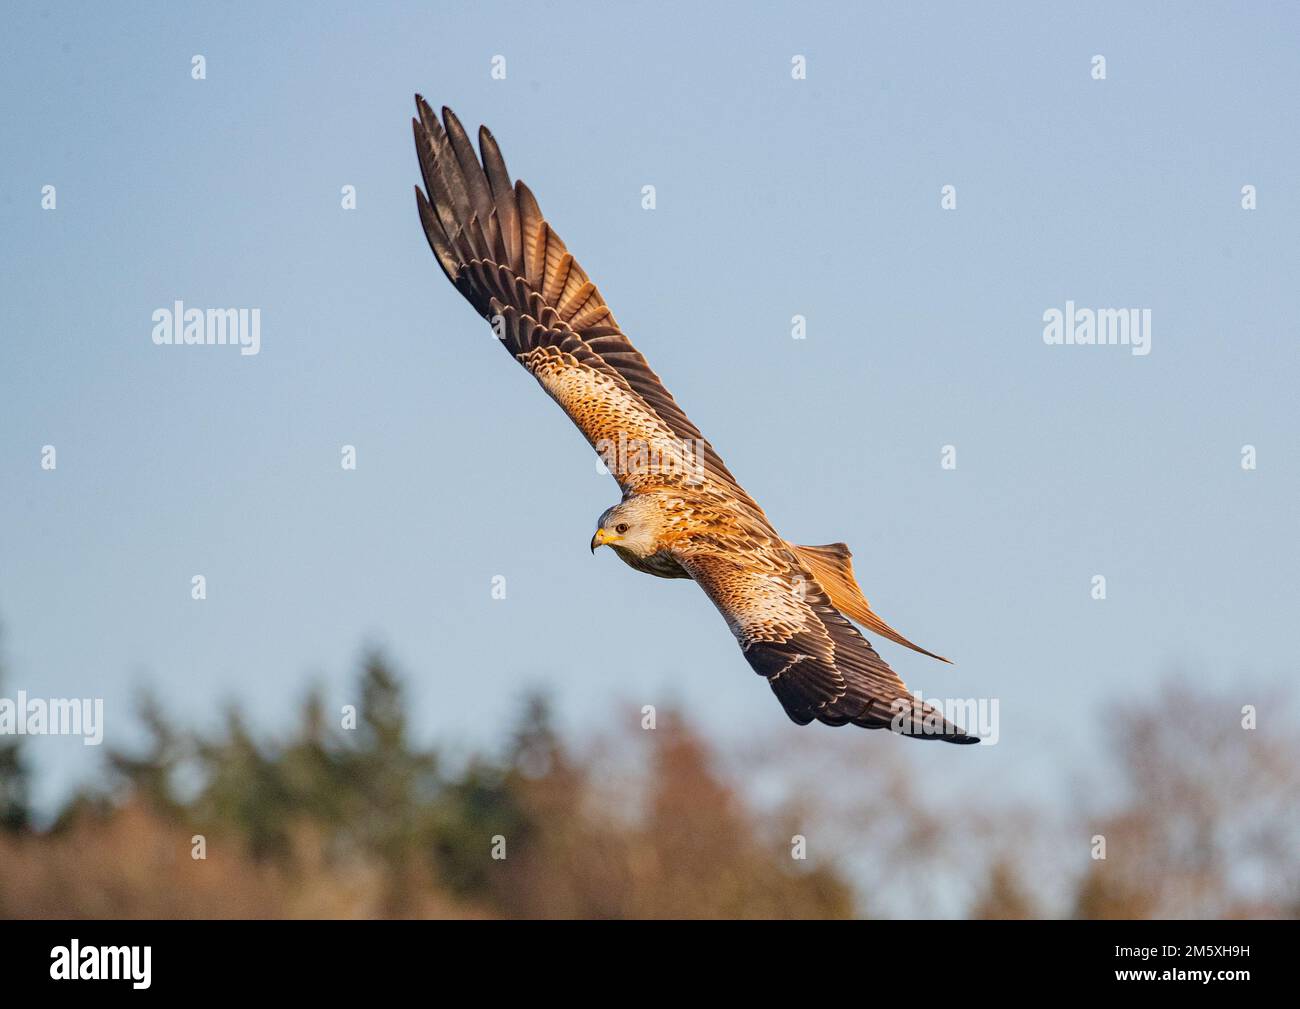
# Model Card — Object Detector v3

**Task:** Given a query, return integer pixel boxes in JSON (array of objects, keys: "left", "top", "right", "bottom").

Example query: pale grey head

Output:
[{"left": 590, "top": 495, "right": 669, "bottom": 559}]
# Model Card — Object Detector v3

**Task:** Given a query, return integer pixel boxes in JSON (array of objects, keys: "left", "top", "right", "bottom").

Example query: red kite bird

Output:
[{"left": 412, "top": 98, "right": 976, "bottom": 743}]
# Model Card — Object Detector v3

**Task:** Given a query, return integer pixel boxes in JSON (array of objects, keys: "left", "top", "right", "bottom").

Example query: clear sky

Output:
[{"left": 2, "top": 1, "right": 1297, "bottom": 816}]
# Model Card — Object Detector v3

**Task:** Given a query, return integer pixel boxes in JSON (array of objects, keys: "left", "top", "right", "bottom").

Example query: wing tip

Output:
[
  {"left": 885, "top": 720, "right": 980, "bottom": 744},
  {"left": 479, "top": 122, "right": 503, "bottom": 156}
]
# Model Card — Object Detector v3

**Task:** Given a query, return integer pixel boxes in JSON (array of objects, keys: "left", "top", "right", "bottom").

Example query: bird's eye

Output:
[{"left": 615, "top": 523, "right": 629, "bottom": 535}]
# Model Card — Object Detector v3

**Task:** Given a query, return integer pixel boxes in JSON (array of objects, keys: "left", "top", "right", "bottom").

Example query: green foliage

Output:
[
  {"left": 0, "top": 742, "right": 28, "bottom": 834},
  {"left": 7, "top": 645, "right": 1291, "bottom": 919},
  {"left": 60, "top": 652, "right": 852, "bottom": 918},
  {"left": 0, "top": 642, "right": 30, "bottom": 834}
]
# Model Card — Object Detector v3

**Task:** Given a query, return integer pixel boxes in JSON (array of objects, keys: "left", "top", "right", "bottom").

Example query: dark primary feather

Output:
[{"left": 411, "top": 96, "right": 755, "bottom": 506}]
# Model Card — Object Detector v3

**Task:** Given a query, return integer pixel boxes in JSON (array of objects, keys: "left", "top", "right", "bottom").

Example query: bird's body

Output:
[{"left": 412, "top": 97, "right": 978, "bottom": 743}]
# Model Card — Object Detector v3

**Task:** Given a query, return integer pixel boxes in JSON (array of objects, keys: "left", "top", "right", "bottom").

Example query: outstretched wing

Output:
[
  {"left": 412, "top": 97, "right": 752, "bottom": 502},
  {"left": 676, "top": 543, "right": 977, "bottom": 743}
]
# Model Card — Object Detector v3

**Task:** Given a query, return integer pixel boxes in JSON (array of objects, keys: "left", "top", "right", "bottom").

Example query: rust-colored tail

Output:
[{"left": 791, "top": 542, "right": 951, "bottom": 663}]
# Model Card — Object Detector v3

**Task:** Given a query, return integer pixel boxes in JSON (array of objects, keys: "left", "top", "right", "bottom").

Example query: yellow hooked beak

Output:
[{"left": 590, "top": 528, "right": 622, "bottom": 553}]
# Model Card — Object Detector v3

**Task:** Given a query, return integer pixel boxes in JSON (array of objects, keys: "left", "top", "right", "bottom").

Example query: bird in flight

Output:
[{"left": 412, "top": 98, "right": 977, "bottom": 743}]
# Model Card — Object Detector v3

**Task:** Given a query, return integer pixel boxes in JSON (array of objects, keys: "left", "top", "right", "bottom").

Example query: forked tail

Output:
[{"left": 791, "top": 542, "right": 951, "bottom": 663}]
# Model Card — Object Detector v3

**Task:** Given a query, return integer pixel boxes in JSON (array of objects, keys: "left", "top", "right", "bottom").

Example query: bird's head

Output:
[{"left": 591, "top": 496, "right": 666, "bottom": 559}]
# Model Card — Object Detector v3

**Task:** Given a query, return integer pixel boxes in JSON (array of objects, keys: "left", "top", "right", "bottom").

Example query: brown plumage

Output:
[{"left": 413, "top": 98, "right": 977, "bottom": 743}]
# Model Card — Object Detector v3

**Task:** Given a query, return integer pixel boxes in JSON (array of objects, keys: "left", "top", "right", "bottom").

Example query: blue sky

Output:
[{"left": 2, "top": 1, "right": 1297, "bottom": 815}]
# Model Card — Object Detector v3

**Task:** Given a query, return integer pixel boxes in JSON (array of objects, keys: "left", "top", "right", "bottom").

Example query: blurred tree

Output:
[
  {"left": 971, "top": 859, "right": 1038, "bottom": 920},
  {"left": 430, "top": 691, "right": 552, "bottom": 907},
  {"left": 0, "top": 742, "right": 29, "bottom": 835},
  {"left": 0, "top": 631, "right": 30, "bottom": 833},
  {"left": 1070, "top": 680, "right": 1300, "bottom": 919},
  {"left": 334, "top": 653, "right": 443, "bottom": 915},
  {"left": 628, "top": 718, "right": 854, "bottom": 919},
  {"left": 7, "top": 637, "right": 1290, "bottom": 921},
  {"left": 192, "top": 706, "right": 294, "bottom": 858},
  {"left": 106, "top": 688, "right": 186, "bottom": 816}
]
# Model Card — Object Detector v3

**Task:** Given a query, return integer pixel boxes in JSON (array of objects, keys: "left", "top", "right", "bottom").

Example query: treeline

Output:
[
  {"left": 0, "top": 655, "right": 850, "bottom": 918},
  {"left": 0, "top": 652, "right": 1296, "bottom": 919}
]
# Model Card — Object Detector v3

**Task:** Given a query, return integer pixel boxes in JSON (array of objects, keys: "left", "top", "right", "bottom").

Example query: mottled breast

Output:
[{"left": 611, "top": 545, "right": 691, "bottom": 579}]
